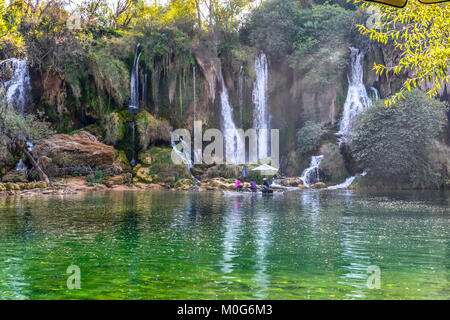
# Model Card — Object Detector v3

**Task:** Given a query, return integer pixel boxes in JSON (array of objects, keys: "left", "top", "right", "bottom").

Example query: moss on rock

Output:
[
  {"left": 135, "top": 110, "right": 172, "bottom": 149},
  {"left": 319, "top": 143, "right": 348, "bottom": 183},
  {"left": 104, "top": 112, "right": 127, "bottom": 145},
  {"left": 134, "top": 147, "right": 190, "bottom": 184}
]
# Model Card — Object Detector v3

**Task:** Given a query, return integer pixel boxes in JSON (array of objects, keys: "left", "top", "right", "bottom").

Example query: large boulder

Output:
[
  {"left": 281, "top": 177, "right": 303, "bottom": 187},
  {"left": 31, "top": 131, "right": 117, "bottom": 177}
]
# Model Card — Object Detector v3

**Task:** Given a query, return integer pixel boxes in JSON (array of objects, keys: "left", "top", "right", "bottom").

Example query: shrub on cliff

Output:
[
  {"left": 351, "top": 90, "right": 447, "bottom": 188},
  {"left": 135, "top": 110, "right": 172, "bottom": 149},
  {"left": 103, "top": 112, "right": 126, "bottom": 145},
  {"left": 296, "top": 121, "right": 323, "bottom": 155}
]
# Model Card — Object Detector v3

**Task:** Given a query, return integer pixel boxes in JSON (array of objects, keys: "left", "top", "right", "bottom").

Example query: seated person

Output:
[
  {"left": 249, "top": 181, "right": 258, "bottom": 192},
  {"left": 234, "top": 179, "right": 243, "bottom": 192},
  {"left": 262, "top": 178, "right": 271, "bottom": 191}
]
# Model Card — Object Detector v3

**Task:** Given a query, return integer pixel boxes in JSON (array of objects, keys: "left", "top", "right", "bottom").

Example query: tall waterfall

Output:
[
  {"left": 327, "top": 48, "right": 376, "bottom": 189},
  {"left": 337, "top": 47, "right": 372, "bottom": 144},
  {"left": 253, "top": 53, "right": 270, "bottom": 160},
  {"left": 129, "top": 43, "right": 141, "bottom": 110},
  {"left": 0, "top": 58, "right": 31, "bottom": 114},
  {"left": 129, "top": 44, "right": 141, "bottom": 167},
  {"left": 300, "top": 155, "right": 324, "bottom": 188},
  {"left": 193, "top": 65, "right": 197, "bottom": 122},
  {"left": 238, "top": 66, "right": 244, "bottom": 126},
  {"left": 219, "top": 71, "right": 242, "bottom": 164}
]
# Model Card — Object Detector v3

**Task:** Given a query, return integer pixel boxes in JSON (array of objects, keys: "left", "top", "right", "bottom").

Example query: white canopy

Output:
[{"left": 251, "top": 164, "right": 278, "bottom": 175}]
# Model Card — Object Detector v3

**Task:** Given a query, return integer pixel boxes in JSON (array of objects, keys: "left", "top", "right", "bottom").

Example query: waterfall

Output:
[
  {"left": 300, "top": 155, "right": 324, "bottom": 188},
  {"left": 219, "top": 71, "right": 242, "bottom": 164},
  {"left": 154, "top": 60, "right": 159, "bottom": 116},
  {"left": 0, "top": 58, "right": 31, "bottom": 114},
  {"left": 129, "top": 43, "right": 141, "bottom": 110},
  {"left": 253, "top": 53, "right": 270, "bottom": 160},
  {"left": 336, "top": 47, "right": 372, "bottom": 144},
  {"left": 1, "top": 59, "right": 34, "bottom": 174},
  {"left": 326, "top": 176, "right": 356, "bottom": 190},
  {"left": 142, "top": 72, "right": 147, "bottom": 108},
  {"left": 170, "top": 133, "right": 199, "bottom": 185},
  {"left": 193, "top": 65, "right": 197, "bottom": 122},
  {"left": 129, "top": 44, "right": 141, "bottom": 167},
  {"left": 238, "top": 66, "right": 244, "bottom": 126},
  {"left": 369, "top": 86, "right": 380, "bottom": 101}
]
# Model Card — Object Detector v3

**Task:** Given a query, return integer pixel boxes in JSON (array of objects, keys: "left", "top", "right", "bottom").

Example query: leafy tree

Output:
[
  {"left": 0, "top": 91, "right": 54, "bottom": 183},
  {"left": 0, "top": 0, "right": 24, "bottom": 54},
  {"left": 296, "top": 121, "right": 323, "bottom": 155},
  {"left": 353, "top": 0, "right": 450, "bottom": 106},
  {"left": 351, "top": 89, "right": 447, "bottom": 187},
  {"left": 242, "top": 0, "right": 354, "bottom": 61}
]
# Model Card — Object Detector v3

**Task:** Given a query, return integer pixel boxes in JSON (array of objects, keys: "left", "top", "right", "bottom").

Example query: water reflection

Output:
[
  {"left": 219, "top": 197, "right": 243, "bottom": 276},
  {"left": 0, "top": 190, "right": 448, "bottom": 299}
]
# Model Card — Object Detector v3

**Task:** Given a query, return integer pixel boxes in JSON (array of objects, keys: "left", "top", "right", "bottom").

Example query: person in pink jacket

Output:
[{"left": 234, "top": 179, "right": 243, "bottom": 192}]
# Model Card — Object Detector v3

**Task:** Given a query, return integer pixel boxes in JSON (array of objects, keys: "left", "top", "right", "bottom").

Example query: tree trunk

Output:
[{"left": 16, "top": 142, "right": 53, "bottom": 187}]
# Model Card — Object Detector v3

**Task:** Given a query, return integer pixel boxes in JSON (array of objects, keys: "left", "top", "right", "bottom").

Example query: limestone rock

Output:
[
  {"left": 103, "top": 173, "right": 132, "bottom": 188},
  {"left": 310, "top": 182, "right": 327, "bottom": 189},
  {"left": 281, "top": 177, "right": 303, "bottom": 187},
  {"left": 31, "top": 131, "right": 115, "bottom": 176}
]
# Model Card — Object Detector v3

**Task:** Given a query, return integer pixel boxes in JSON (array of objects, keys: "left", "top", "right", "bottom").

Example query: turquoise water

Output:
[{"left": 0, "top": 190, "right": 448, "bottom": 299}]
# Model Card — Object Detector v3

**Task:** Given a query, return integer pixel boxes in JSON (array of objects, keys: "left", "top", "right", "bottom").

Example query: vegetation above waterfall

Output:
[{"left": 354, "top": 0, "right": 450, "bottom": 105}]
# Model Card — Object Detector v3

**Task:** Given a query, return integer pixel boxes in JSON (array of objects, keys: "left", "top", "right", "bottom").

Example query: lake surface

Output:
[{"left": 0, "top": 190, "right": 448, "bottom": 300}]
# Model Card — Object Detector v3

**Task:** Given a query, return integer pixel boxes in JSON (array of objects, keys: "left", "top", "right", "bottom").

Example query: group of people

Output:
[{"left": 234, "top": 177, "right": 272, "bottom": 193}]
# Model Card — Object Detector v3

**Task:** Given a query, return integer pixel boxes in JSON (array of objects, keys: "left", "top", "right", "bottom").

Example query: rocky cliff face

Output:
[{"left": 31, "top": 131, "right": 120, "bottom": 177}]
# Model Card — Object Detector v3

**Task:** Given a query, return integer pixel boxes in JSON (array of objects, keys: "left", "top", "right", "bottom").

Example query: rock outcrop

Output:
[{"left": 31, "top": 131, "right": 118, "bottom": 177}]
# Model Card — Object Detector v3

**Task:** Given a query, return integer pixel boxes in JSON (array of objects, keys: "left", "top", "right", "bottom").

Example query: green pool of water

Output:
[{"left": 0, "top": 190, "right": 448, "bottom": 300}]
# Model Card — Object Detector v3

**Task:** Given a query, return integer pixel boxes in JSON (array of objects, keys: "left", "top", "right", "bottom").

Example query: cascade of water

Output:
[
  {"left": 253, "top": 53, "right": 270, "bottom": 160},
  {"left": 369, "top": 86, "right": 380, "bottom": 101},
  {"left": 129, "top": 43, "right": 141, "bottom": 110},
  {"left": 154, "top": 61, "right": 159, "bottom": 116},
  {"left": 0, "top": 58, "right": 31, "bottom": 114},
  {"left": 336, "top": 47, "right": 372, "bottom": 145},
  {"left": 193, "top": 65, "right": 196, "bottom": 122},
  {"left": 170, "top": 133, "right": 199, "bottom": 185},
  {"left": 300, "top": 155, "right": 324, "bottom": 188},
  {"left": 326, "top": 176, "right": 356, "bottom": 190},
  {"left": 15, "top": 159, "right": 28, "bottom": 171},
  {"left": 219, "top": 71, "right": 242, "bottom": 164},
  {"left": 129, "top": 44, "right": 141, "bottom": 167},
  {"left": 142, "top": 72, "right": 147, "bottom": 108},
  {"left": 238, "top": 66, "right": 244, "bottom": 126}
]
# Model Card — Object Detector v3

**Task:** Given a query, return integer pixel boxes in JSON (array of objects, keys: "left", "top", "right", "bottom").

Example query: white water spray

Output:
[
  {"left": 219, "top": 71, "right": 242, "bottom": 164},
  {"left": 300, "top": 155, "right": 324, "bottom": 188},
  {"left": 238, "top": 66, "right": 244, "bottom": 126},
  {"left": 326, "top": 176, "right": 356, "bottom": 190},
  {"left": 337, "top": 47, "right": 372, "bottom": 144},
  {"left": 129, "top": 43, "right": 141, "bottom": 110},
  {"left": 170, "top": 133, "right": 199, "bottom": 185},
  {"left": 129, "top": 44, "right": 141, "bottom": 167},
  {"left": 0, "top": 58, "right": 31, "bottom": 114},
  {"left": 253, "top": 53, "right": 270, "bottom": 160}
]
